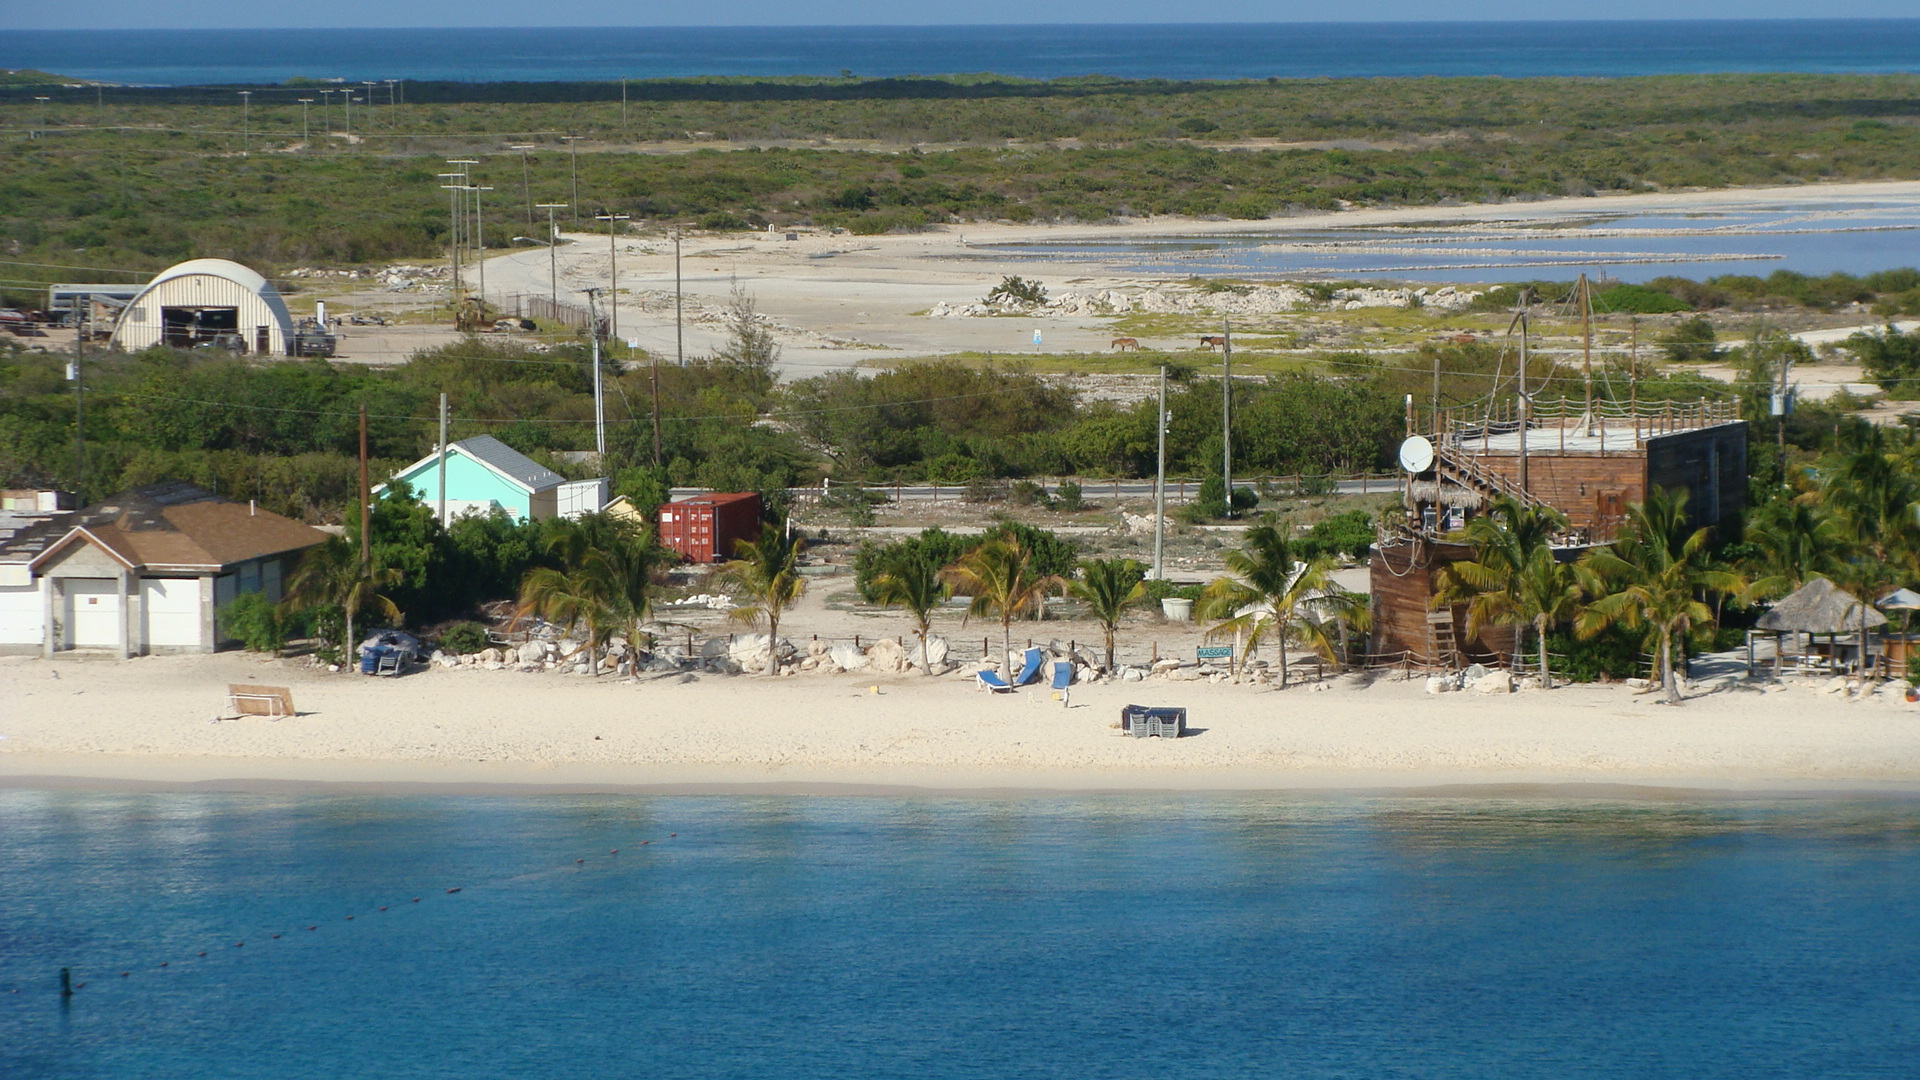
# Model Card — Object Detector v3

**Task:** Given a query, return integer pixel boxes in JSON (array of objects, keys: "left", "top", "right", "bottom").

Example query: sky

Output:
[{"left": 8, "top": 1, "right": 1920, "bottom": 29}]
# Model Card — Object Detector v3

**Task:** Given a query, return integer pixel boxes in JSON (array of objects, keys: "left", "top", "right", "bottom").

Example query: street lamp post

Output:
[
  {"left": 320, "top": 89, "right": 333, "bottom": 137},
  {"left": 33, "top": 96, "right": 50, "bottom": 139},
  {"left": 536, "top": 203, "right": 568, "bottom": 308},
  {"left": 384, "top": 79, "right": 398, "bottom": 119},
  {"left": 594, "top": 212, "right": 629, "bottom": 342},
  {"left": 343, "top": 92, "right": 352, "bottom": 140},
  {"left": 509, "top": 144, "right": 535, "bottom": 230},
  {"left": 297, "top": 98, "right": 313, "bottom": 145},
  {"left": 237, "top": 90, "right": 250, "bottom": 155}
]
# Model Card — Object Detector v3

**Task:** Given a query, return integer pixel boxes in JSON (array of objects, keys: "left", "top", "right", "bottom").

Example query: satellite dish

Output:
[{"left": 1398, "top": 435, "right": 1435, "bottom": 474}]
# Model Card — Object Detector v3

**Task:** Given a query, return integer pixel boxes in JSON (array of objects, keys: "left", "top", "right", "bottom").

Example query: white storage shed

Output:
[{"left": 110, "top": 258, "right": 296, "bottom": 356}]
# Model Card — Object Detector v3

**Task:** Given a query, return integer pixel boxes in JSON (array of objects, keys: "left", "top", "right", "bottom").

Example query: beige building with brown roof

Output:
[{"left": 0, "top": 482, "right": 328, "bottom": 657}]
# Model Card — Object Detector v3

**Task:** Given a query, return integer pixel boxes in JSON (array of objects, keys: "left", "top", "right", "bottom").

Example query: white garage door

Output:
[
  {"left": 0, "top": 583, "right": 42, "bottom": 646},
  {"left": 143, "top": 578, "right": 202, "bottom": 650},
  {"left": 64, "top": 578, "right": 121, "bottom": 649}
]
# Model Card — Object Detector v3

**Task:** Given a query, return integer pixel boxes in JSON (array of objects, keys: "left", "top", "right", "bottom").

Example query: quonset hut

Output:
[{"left": 109, "top": 259, "right": 295, "bottom": 355}]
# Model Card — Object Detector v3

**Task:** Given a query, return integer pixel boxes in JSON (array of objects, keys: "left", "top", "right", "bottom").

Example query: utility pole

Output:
[
  {"left": 1579, "top": 273, "right": 1596, "bottom": 435},
  {"left": 362, "top": 82, "right": 378, "bottom": 129},
  {"left": 437, "top": 393, "right": 449, "bottom": 526},
  {"left": 674, "top": 226, "right": 684, "bottom": 366},
  {"left": 439, "top": 173, "right": 466, "bottom": 299},
  {"left": 621, "top": 77, "right": 627, "bottom": 127},
  {"left": 650, "top": 342, "right": 663, "bottom": 466},
  {"left": 582, "top": 289, "right": 607, "bottom": 456},
  {"left": 70, "top": 319, "right": 85, "bottom": 502},
  {"left": 1153, "top": 365, "right": 1168, "bottom": 580},
  {"left": 509, "top": 144, "right": 535, "bottom": 229},
  {"left": 320, "top": 89, "right": 332, "bottom": 137},
  {"left": 595, "top": 212, "right": 629, "bottom": 341},
  {"left": 298, "top": 98, "right": 313, "bottom": 146},
  {"left": 536, "top": 203, "right": 567, "bottom": 308},
  {"left": 342, "top": 91, "right": 351, "bottom": 141},
  {"left": 472, "top": 182, "right": 494, "bottom": 306},
  {"left": 33, "top": 96, "right": 49, "bottom": 139},
  {"left": 561, "top": 136, "right": 582, "bottom": 226},
  {"left": 1220, "top": 316, "right": 1233, "bottom": 518},
  {"left": 358, "top": 404, "right": 371, "bottom": 566},
  {"left": 237, "top": 90, "right": 250, "bottom": 156},
  {"left": 1431, "top": 350, "right": 1442, "bottom": 431},
  {"left": 385, "top": 79, "right": 398, "bottom": 121},
  {"left": 1515, "top": 288, "right": 1530, "bottom": 497}
]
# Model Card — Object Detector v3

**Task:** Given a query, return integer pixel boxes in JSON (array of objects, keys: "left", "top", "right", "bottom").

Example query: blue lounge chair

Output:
[
  {"left": 1012, "top": 647, "right": 1046, "bottom": 687},
  {"left": 1051, "top": 661, "right": 1072, "bottom": 691},
  {"left": 976, "top": 669, "right": 1014, "bottom": 693}
]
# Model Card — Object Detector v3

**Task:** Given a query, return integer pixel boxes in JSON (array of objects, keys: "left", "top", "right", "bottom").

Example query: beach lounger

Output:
[
  {"left": 1050, "top": 661, "right": 1072, "bottom": 691},
  {"left": 976, "top": 669, "right": 1014, "bottom": 693},
  {"left": 226, "top": 684, "right": 295, "bottom": 718},
  {"left": 1012, "top": 647, "right": 1046, "bottom": 687}
]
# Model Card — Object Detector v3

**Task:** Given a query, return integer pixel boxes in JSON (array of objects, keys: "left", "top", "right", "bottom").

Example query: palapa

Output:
[{"left": 1755, "top": 577, "right": 1887, "bottom": 634}]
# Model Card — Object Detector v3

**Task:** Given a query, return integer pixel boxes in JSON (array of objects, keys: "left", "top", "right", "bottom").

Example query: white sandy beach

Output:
[{"left": 4, "top": 648, "right": 1918, "bottom": 793}]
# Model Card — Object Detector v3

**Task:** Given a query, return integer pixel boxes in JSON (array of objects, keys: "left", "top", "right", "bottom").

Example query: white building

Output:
[
  {"left": 109, "top": 258, "right": 296, "bottom": 356},
  {"left": 0, "top": 482, "right": 328, "bottom": 657}
]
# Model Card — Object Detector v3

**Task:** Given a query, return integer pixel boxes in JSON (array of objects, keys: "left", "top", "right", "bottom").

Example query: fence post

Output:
[{"left": 854, "top": 634, "right": 861, "bottom": 650}]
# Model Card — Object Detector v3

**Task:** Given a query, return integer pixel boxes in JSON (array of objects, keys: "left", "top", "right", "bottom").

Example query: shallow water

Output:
[
  {"left": 9, "top": 21, "right": 1920, "bottom": 86},
  {"left": 986, "top": 198, "right": 1920, "bottom": 282},
  {"left": 3, "top": 790, "right": 1917, "bottom": 1078}
]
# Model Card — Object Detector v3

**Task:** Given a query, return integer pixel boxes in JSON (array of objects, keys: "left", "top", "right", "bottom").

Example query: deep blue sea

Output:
[
  {"left": 6, "top": 21, "right": 1920, "bottom": 86},
  {"left": 3, "top": 789, "right": 1917, "bottom": 1079}
]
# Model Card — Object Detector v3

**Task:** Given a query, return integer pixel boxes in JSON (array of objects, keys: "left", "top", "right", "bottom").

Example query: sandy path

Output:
[{"left": 4, "top": 651, "right": 1916, "bottom": 793}]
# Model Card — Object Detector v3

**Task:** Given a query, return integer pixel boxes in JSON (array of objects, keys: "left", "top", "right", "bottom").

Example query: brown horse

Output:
[
  {"left": 1110, "top": 337, "right": 1140, "bottom": 352},
  {"left": 1199, "top": 335, "right": 1227, "bottom": 350}
]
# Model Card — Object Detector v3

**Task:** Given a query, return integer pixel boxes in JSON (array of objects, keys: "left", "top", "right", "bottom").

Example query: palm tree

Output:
[
  {"left": 540, "top": 512, "right": 662, "bottom": 674},
  {"left": 715, "top": 522, "right": 806, "bottom": 675},
  {"left": 515, "top": 556, "right": 622, "bottom": 675},
  {"left": 1743, "top": 496, "right": 1847, "bottom": 601},
  {"left": 941, "top": 535, "right": 1063, "bottom": 674},
  {"left": 1818, "top": 425, "right": 1920, "bottom": 673},
  {"left": 871, "top": 549, "right": 950, "bottom": 675},
  {"left": 1433, "top": 495, "right": 1579, "bottom": 687},
  {"left": 281, "top": 536, "right": 402, "bottom": 667},
  {"left": 1199, "top": 523, "right": 1366, "bottom": 687},
  {"left": 1069, "top": 557, "right": 1148, "bottom": 671},
  {"left": 1576, "top": 487, "right": 1744, "bottom": 704}
]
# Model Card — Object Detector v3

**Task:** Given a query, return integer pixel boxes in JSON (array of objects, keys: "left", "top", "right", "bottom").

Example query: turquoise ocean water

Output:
[
  {"left": 3, "top": 790, "right": 1917, "bottom": 1078},
  {"left": 5, "top": 21, "right": 1920, "bottom": 86}
]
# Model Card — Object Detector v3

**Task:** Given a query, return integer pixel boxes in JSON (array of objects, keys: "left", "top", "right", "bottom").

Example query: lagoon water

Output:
[
  {"left": 3, "top": 790, "right": 1917, "bottom": 1079},
  {"left": 7, "top": 21, "right": 1920, "bottom": 86},
  {"left": 982, "top": 195, "right": 1920, "bottom": 282}
]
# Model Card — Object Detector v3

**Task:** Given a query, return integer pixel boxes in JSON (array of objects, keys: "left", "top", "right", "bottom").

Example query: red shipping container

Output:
[{"left": 657, "top": 492, "right": 761, "bottom": 564}]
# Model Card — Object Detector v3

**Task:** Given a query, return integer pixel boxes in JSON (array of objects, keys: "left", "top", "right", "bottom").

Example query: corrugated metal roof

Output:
[{"left": 453, "top": 435, "right": 565, "bottom": 492}]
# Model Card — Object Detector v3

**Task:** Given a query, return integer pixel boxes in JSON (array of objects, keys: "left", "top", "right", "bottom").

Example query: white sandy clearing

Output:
[
  {"left": 458, "top": 179, "right": 1920, "bottom": 378},
  {"left": 3, "top": 651, "right": 1917, "bottom": 794}
]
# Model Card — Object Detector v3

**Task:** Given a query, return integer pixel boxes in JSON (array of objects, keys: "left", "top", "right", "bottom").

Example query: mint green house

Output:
[{"left": 378, "top": 435, "right": 606, "bottom": 522}]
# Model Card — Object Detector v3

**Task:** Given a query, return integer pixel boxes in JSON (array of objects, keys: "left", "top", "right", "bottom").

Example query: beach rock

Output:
[
  {"left": 808, "top": 637, "right": 829, "bottom": 658},
  {"left": 1625, "top": 677, "right": 1650, "bottom": 689},
  {"left": 1425, "top": 675, "right": 1452, "bottom": 694},
  {"left": 800, "top": 656, "right": 820, "bottom": 671},
  {"left": 865, "top": 638, "right": 909, "bottom": 673},
  {"left": 1822, "top": 677, "right": 1850, "bottom": 696},
  {"left": 910, "top": 635, "right": 950, "bottom": 670},
  {"left": 1152, "top": 658, "right": 1182, "bottom": 673},
  {"left": 701, "top": 637, "right": 732, "bottom": 659},
  {"left": 1472, "top": 672, "right": 1512, "bottom": 694},
  {"left": 1169, "top": 667, "right": 1201, "bottom": 682},
  {"left": 1464, "top": 663, "right": 1490, "bottom": 682},
  {"left": 517, "top": 641, "right": 546, "bottom": 665},
  {"left": 829, "top": 643, "right": 869, "bottom": 672},
  {"left": 479, "top": 647, "right": 502, "bottom": 664},
  {"left": 484, "top": 661, "right": 505, "bottom": 671},
  {"left": 1122, "top": 667, "right": 1145, "bottom": 682},
  {"left": 1518, "top": 676, "right": 1543, "bottom": 691}
]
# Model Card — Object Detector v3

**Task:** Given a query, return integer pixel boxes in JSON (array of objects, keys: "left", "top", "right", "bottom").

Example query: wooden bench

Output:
[{"left": 226, "top": 684, "right": 295, "bottom": 718}]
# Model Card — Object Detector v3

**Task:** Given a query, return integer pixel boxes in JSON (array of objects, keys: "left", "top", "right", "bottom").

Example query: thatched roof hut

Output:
[{"left": 1756, "top": 577, "right": 1887, "bottom": 634}]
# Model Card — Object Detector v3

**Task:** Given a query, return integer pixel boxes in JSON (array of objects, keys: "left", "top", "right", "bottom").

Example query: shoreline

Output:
[
  {"left": 7, "top": 650, "right": 1920, "bottom": 799},
  {"left": 6, "top": 756, "right": 1920, "bottom": 800}
]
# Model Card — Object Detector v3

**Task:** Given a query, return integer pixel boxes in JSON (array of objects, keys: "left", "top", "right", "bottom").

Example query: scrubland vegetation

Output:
[{"left": 3, "top": 72, "right": 1920, "bottom": 295}]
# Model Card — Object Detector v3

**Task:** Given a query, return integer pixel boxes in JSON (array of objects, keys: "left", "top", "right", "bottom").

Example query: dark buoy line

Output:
[{"left": 30, "top": 831, "right": 681, "bottom": 998}]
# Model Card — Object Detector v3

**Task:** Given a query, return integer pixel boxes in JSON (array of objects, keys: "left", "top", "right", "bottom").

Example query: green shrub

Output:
[
  {"left": 1546, "top": 625, "right": 1648, "bottom": 683},
  {"left": 984, "top": 275, "right": 1048, "bottom": 306},
  {"left": 1055, "top": 480, "right": 1085, "bottom": 511},
  {"left": 219, "top": 591, "right": 287, "bottom": 654},
  {"left": 1009, "top": 479, "right": 1054, "bottom": 508},
  {"left": 1595, "top": 283, "right": 1691, "bottom": 314},
  {"left": 439, "top": 621, "right": 490, "bottom": 655}
]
